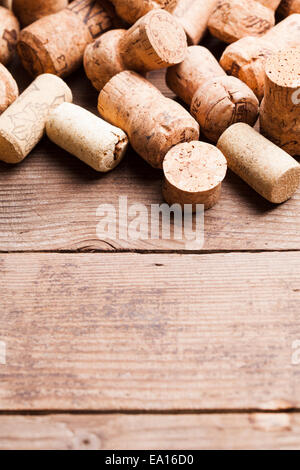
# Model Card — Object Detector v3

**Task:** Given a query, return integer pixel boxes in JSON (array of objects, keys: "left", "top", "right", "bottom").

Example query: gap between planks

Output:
[
  {"left": 0, "top": 249, "right": 300, "bottom": 254},
  {"left": 0, "top": 412, "right": 299, "bottom": 450}
]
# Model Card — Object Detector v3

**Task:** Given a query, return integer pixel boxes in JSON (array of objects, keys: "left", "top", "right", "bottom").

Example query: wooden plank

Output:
[
  {"left": 1, "top": 60, "right": 299, "bottom": 252},
  {"left": 0, "top": 252, "right": 300, "bottom": 411},
  {"left": 0, "top": 413, "right": 299, "bottom": 450},
  {"left": 1, "top": 136, "right": 300, "bottom": 253}
]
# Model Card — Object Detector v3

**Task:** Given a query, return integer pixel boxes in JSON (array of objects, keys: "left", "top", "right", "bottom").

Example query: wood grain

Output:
[
  {"left": 0, "top": 251, "right": 299, "bottom": 411},
  {"left": 1, "top": 53, "right": 299, "bottom": 252},
  {"left": 0, "top": 413, "right": 299, "bottom": 450}
]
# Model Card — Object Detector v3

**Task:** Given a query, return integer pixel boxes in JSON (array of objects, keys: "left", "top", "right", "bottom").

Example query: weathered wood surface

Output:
[
  {"left": 1, "top": 120, "right": 299, "bottom": 251},
  {"left": 0, "top": 413, "right": 299, "bottom": 450},
  {"left": 0, "top": 252, "right": 299, "bottom": 411},
  {"left": 0, "top": 34, "right": 299, "bottom": 449},
  {"left": 1, "top": 57, "right": 299, "bottom": 252}
]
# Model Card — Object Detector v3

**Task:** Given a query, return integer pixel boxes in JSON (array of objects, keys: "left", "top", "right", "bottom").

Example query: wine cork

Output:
[
  {"left": 109, "top": 0, "right": 178, "bottom": 24},
  {"left": 46, "top": 103, "right": 128, "bottom": 172},
  {"left": 0, "top": 6, "right": 19, "bottom": 64},
  {"left": 84, "top": 9, "right": 187, "bottom": 91},
  {"left": 98, "top": 71, "right": 200, "bottom": 169},
  {"left": 163, "top": 141, "right": 227, "bottom": 211},
  {"left": 172, "top": 0, "right": 218, "bottom": 45},
  {"left": 220, "top": 14, "right": 300, "bottom": 100},
  {"left": 166, "top": 46, "right": 259, "bottom": 142},
  {"left": 260, "top": 49, "right": 300, "bottom": 156},
  {"left": 279, "top": 0, "right": 300, "bottom": 16},
  {"left": 217, "top": 123, "right": 300, "bottom": 203},
  {"left": 17, "top": 0, "right": 119, "bottom": 78},
  {"left": 13, "top": 0, "right": 68, "bottom": 26},
  {"left": 0, "top": 63, "right": 18, "bottom": 114},
  {"left": 0, "top": 73, "right": 72, "bottom": 164},
  {"left": 167, "top": 46, "right": 224, "bottom": 105},
  {"left": 208, "top": 0, "right": 279, "bottom": 44}
]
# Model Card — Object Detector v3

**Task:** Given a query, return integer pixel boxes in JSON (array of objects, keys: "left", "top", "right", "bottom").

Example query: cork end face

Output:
[
  {"left": 103, "top": 133, "right": 128, "bottom": 173},
  {"left": 145, "top": 9, "right": 187, "bottom": 66},
  {"left": 265, "top": 49, "right": 300, "bottom": 88},
  {"left": 162, "top": 141, "right": 227, "bottom": 210},
  {"left": 270, "top": 166, "right": 300, "bottom": 204},
  {"left": 17, "top": 38, "right": 55, "bottom": 77},
  {"left": 0, "top": 64, "right": 19, "bottom": 114},
  {"left": 164, "top": 141, "right": 227, "bottom": 193},
  {"left": 0, "top": 131, "right": 23, "bottom": 164}
]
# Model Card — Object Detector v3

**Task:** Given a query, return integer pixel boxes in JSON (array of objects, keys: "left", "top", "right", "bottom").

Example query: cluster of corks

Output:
[{"left": 0, "top": 0, "right": 299, "bottom": 211}]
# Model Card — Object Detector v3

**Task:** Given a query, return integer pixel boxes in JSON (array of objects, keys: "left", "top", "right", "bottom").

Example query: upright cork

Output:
[
  {"left": 172, "top": 0, "right": 218, "bottom": 45},
  {"left": 17, "top": 0, "right": 120, "bottom": 78},
  {"left": 166, "top": 46, "right": 259, "bottom": 142},
  {"left": 46, "top": 103, "right": 128, "bottom": 172},
  {"left": 208, "top": 0, "right": 280, "bottom": 44},
  {"left": 217, "top": 123, "right": 300, "bottom": 203},
  {"left": 109, "top": 0, "right": 178, "bottom": 24},
  {"left": 98, "top": 71, "right": 200, "bottom": 169},
  {"left": 0, "top": 74, "right": 72, "bottom": 164},
  {"left": 163, "top": 141, "right": 227, "bottom": 211},
  {"left": 0, "top": 6, "right": 19, "bottom": 64},
  {"left": 13, "top": 0, "right": 68, "bottom": 27},
  {"left": 220, "top": 14, "right": 300, "bottom": 100},
  {"left": 84, "top": 9, "right": 187, "bottom": 91},
  {"left": 260, "top": 49, "right": 300, "bottom": 157},
  {"left": 0, "top": 63, "right": 18, "bottom": 114},
  {"left": 279, "top": 0, "right": 300, "bottom": 16}
]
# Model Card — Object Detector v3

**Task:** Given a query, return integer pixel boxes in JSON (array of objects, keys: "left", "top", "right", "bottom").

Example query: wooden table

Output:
[{"left": 0, "top": 35, "right": 300, "bottom": 450}]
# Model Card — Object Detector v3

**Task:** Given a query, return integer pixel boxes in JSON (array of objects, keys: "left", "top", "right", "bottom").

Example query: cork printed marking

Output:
[
  {"left": 241, "top": 16, "right": 271, "bottom": 35},
  {"left": 2, "top": 29, "right": 18, "bottom": 52},
  {"left": 7, "top": 86, "right": 69, "bottom": 152},
  {"left": 54, "top": 55, "right": 68, "bottom": 74},
  {"left": 68, "top": 0, "right": 114, "bottom": 38}
]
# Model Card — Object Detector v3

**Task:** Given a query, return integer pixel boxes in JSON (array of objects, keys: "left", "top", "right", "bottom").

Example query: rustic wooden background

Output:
[{"left": 0, "top": 34, "right": 300, "bottom": 450}]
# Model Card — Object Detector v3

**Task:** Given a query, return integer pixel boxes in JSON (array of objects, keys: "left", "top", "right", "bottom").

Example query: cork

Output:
[
  {"left": 0, "top": 63, "right": 18, "bottom": 114},
  {"left": 46, "top": 103, "right": 128, "bottom": 172},
  {"left": 220, "top": 14, "right": 300, "bottom": 100},
  {"left": 260, "top": 49, "right": 300, "bottom": 157},
  {"left": 0, "top": 73, "right": 72, "bottom": 164},
  {"left": 109, "top": 0, "right": 178, "bottom": 24},
  {"left": 0, "top": 6, "right": 19, "bottom": 64},
  {"left": 84, "top": 9, "right": 187, "bottom": 91},
  {"left": 17, "top": 0, "right": 119, "bottom": 78},
  {"left": 13, "top": 0, "right": 68, "bottom": 27},
  {"left": 98, "top": 71, "right": 200, "bottom": 169},
  {"left": 166, "top": 46, "right": 259, "bottom": 142},
  {"left": 279, "top": 0, "right": 300, "bottom": 16},
  {"left": 172, "top": 0, "right": 218, "bottom": 45},
  {"left": 217, "top": 123, "right": 300, "bottom": 203},
  {"left": 163, "top": 141, "right": 227, "bottom": 211},
  {"left": 208, "top": 0, "right": 279, "bottom": 44}
]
